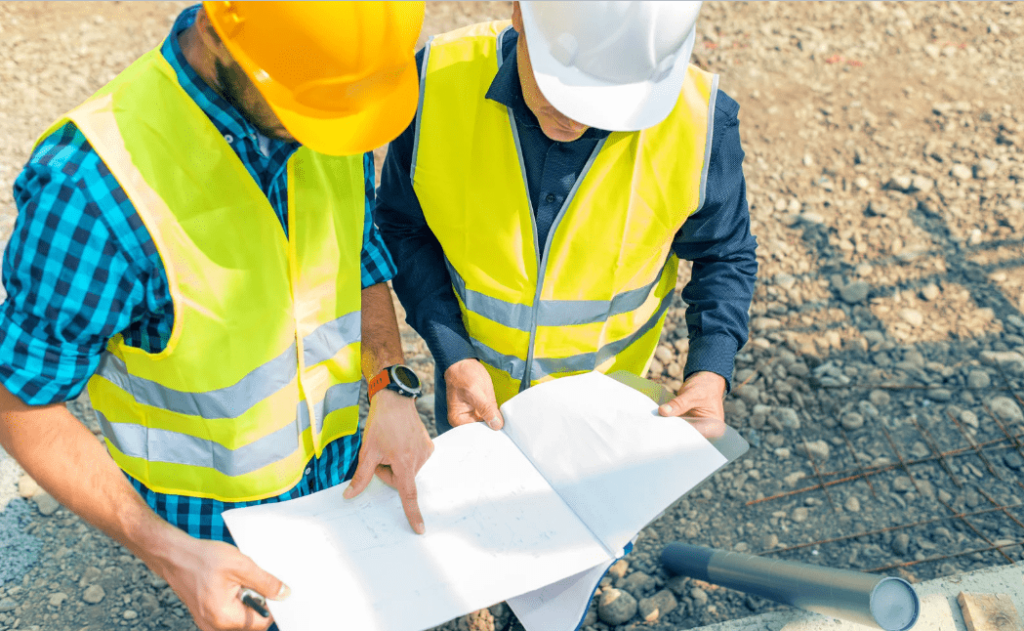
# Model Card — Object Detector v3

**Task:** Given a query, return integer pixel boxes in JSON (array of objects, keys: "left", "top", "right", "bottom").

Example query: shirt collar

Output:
[
  {"left": 485, "top": 27, "right": 610, "bottom": 141},
  {"left": 161, "top": 5, "right": 298, "bottom": 156}
]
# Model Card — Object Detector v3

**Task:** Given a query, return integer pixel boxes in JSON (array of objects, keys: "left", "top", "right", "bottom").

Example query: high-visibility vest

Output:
[
  {"left": 413, "top": 22, "right": 718, "bottom": 406},
  {"left": 38, "top": 49, "right": 366, "bottom": 502}
]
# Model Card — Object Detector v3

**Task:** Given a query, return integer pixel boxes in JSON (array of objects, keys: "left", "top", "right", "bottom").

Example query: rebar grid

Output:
[{"left": 745, "top": 376, "right": 1024, "bottom": 578}]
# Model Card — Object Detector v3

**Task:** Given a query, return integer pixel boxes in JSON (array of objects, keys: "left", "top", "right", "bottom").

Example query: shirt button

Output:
[
  {"left": 545, "top": 193, "right": 556, "bottom": 203},
  {"left": 304, "top": 467, "right": 312, "bottom": 476},
  {"left": 224, "top": 134, "right": 234, "bottom": 144}
]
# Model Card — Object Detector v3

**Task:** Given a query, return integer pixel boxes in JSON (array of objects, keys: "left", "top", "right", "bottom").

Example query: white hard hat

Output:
[{"left": 519, "top": 1, "right": 702, "bottom": 132}]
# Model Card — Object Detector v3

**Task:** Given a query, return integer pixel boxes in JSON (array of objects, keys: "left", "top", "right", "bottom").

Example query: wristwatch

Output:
[{"left": 368, "top": 365, "right": 422, "bottom": 401}]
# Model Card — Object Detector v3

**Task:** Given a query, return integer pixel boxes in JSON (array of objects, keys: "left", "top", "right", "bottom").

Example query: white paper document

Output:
[{"left": 223, "top": 372, "right": 734, "bottom": 631}]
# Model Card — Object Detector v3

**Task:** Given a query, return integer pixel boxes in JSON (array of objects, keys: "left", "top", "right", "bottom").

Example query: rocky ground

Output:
[{"left": 1, "top": 2, "right": 1023, "bottom": 631}]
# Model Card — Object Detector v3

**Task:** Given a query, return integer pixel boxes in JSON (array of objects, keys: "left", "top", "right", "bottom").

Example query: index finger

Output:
[{"left": 393, "top": 467, "right": 426, "bottom": 535}]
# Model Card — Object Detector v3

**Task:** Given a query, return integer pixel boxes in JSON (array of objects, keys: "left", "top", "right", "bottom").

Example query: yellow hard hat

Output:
[{"left": 204, "top": 1, "right": 424, "bottom": 156}]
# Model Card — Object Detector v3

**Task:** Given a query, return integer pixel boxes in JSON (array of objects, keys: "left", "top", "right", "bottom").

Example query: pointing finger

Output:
[{"left": 394, "top": 468, "right": 426, "bottom": 535}]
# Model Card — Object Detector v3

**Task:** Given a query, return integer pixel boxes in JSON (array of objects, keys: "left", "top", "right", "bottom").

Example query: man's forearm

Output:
[
  {"left": 361, "top": 282, "right": 407, "bottom": 379},
  {"left": 0, "top": 384, "right": 184, "bottom": 572}
]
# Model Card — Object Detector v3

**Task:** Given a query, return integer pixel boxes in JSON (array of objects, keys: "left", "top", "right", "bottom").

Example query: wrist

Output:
[
  {"left": 686, "top": 371, "right": 727, "bottom": 392},
  {"left": 126, "top": 513, "right": 191, "bottom": 578},
  {"left": 444, "top": 358, "right": 481, "bottom": 381}
]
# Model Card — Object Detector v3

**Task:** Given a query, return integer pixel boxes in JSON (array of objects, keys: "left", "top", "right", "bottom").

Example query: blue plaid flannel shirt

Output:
[{"left": 0, "top": 5, "right": 394, "bottom": 543}]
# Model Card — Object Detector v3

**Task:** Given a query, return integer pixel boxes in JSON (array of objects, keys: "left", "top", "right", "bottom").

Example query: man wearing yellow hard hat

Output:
[
  {"left": 0, "top": 3, "right": 430, "bottom": 630},
  {"left": 378, "top": 1, "right": 758, "bottom": 442}
]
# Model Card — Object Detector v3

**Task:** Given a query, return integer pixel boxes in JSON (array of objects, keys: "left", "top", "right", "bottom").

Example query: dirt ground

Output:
[{"left": 1, "top": 2, "right": 1023, "bottom": 631}]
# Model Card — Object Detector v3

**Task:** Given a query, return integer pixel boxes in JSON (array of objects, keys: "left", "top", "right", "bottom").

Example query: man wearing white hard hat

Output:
[{"left": 378, "top": 1, "right": 757, "bottom": 440}]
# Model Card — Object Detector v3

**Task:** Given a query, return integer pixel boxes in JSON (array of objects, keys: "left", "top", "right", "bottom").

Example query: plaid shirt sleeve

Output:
[
  {"left": 0, "top": 123, "right": 165, "bottom": 405},
  {"left": 359, "top": 151, "right": 397, "bottom": 288}
]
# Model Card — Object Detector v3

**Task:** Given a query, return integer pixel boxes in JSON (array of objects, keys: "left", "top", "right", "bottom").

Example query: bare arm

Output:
[
  {"left": 0, "top": 385, "right": 286, "bottom": 631},
  {"left": 344, "top": 282, "right": 434, "bottom": 534},
  {"left": 359, "top": 281, "right": 408, "bottom": 379}
]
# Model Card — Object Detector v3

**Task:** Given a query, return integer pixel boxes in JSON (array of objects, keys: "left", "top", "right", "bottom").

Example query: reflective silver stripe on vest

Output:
[
  {"left": 98, "top": 400, "right": 312, "bottom": 477},
  {"left": 97, "top": 343, "right": 298, "bottom": 420},
  {"left": 468, "top": 339, "right": 528, "bottom": 382},
  {"left": 312, "top": 380, "right": 361, "bottom": 435},
  {"left": 447, "top": 258, "right": 669, "bottom": 330},
  {"left": 302, "top": 311, "right": 361, "bottom": 367},
  {"left": 530, "top": 286, "right": 675, "bottom": 380}
]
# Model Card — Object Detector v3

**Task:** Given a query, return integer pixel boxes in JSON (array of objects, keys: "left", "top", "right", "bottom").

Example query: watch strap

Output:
[{"left": 367, "top": 368, "right": 392, "bottom": 401}]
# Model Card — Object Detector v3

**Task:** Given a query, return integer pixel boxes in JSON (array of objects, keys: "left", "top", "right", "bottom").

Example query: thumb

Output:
[
  {"left": 238, "top": 555, "right": 290, "bottom": 602},
  {"left": 343, "top": 450, "right": 378, "bottom": 499},
  {"left": 477, "top": 399, "right": 504, "bottom": 431},
  {"left": 659, "top": 392, "right": 693, "bottom": 417}
]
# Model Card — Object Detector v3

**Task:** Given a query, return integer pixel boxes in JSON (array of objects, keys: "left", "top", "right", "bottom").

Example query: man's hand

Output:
[
  {"left": 343, "top": 390, "right": 434, "bottom": 533},
  {"left": 444, "top": 358, "right": 504, "bottom": 430},
  {"left": 152, "top": 529, "right": 289, "bottom": 631},
  {"left": 657, "top": 371, "right": 728, "bottom": 440}
]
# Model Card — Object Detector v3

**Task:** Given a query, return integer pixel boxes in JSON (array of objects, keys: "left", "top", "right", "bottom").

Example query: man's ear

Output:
[{"left": 511, "top": 1, "right": 523, "bottom": 33}]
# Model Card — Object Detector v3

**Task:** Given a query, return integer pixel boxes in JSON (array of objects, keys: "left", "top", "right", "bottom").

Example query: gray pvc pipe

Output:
[{"left": 661, "top": 543, "right": 919, "bottom": 631}]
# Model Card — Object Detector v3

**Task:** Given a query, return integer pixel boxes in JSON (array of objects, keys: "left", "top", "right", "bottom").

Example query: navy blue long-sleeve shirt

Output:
[{"left": 377, "top": 29, "right": 757, "bottom": 391}]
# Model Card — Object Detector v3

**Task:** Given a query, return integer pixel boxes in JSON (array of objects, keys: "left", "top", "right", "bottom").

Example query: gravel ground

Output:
[{"left": 2, "top": 2, "right": 1023, "bottom": 631}]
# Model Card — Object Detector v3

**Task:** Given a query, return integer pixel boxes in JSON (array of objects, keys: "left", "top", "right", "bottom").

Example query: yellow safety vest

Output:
[
  {"left": 38, "top": 50, "right": 365, "bottom": 502},
  {"left": 413, "top": 22, "right": 718, "bottom": 406}
]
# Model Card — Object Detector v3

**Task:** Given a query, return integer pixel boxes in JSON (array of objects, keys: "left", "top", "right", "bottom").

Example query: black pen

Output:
[{"left": 239, "top": 588, "right": 270, "bottom": 618}]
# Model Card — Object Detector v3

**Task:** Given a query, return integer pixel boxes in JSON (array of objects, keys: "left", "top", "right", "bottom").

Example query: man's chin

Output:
[{"left": 541, "top": 123, "right": 587, "bottom": 143}]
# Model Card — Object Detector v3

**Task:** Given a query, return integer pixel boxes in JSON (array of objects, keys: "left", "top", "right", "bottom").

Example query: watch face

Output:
[{"left": 392, "top": 365, "right": 420, "bottom": 390}]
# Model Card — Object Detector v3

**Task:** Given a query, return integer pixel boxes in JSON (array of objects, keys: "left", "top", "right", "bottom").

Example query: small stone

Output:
[
  {"left": 776, "top": 407, "right": 800, "bottom": 429},
  {"left": 774, "top": 447, "right": 791, "bottom": 459},
  {"left": 619, "top": 571, "right": 656, "bottom": 596},
  {"left": 724, "top": 399, "right": 748, "bottom": 417},
  {"left": 967, "top": 370, "right": 991, "bottom": 389},
  {"left": 690, "top": 587, "right": 709, "bottom": 605},
  {"left": 607, "top": 559, "right": 629, "bottom": 580},
  {"left": 869, "top": 389, "right": 891, "bottom": 406},
  {"left": 893, "top": 476, "right": 914, "bottom": 492},
  {"left": 123, "top": 610, "right": 138, "bottom": 620},
  {"left": 989, "top": 397, "right": 1024, "bottom": 423},
  {"left": 927, "top": 388, "right": 952, "bottom": 402},
  {"left": 960, "top": 410, "right": 980, "bottom": 429},
  {"left": 78, "top": 567, "right": 102, "bottom": 588},
  {"left": 49, "top": 593, "right": 68, "bottom": 608},
  {"left": 655, "top": 345, "right": 674, "bottom": 364},
  {"left": 734, "top": 385, "right": 761, "bottom": 406},
  {"left": 82, "top": 585, "right": 105, "bottom": 604},
  {"left": 598, "top": 588, "right": 638, "bottom": 625},
  {"left": 638, "top": 590, "right": 678, "bottom": 622},
  {"left": 920, "top": 284, "right": 941, "bottom": 301},
  {"left": 666, "top": 575, "right": 689, "bottom": 595},
  {"left": 951, "top": 164, "right": 973, "bottom": 180},
  {"left": 803, "top": 440, "right": 830, "bottom": 462},
  {"left": 844, "top": 496, "right": 861, "bottom": 512},
  {"left": 911, "top": 176, "right": 934, "bottom": 193},
  {"left": 1004, "top": 452, "right": 1024, "bottom": 470},
  {"left": 899, "top": 308, "right": 924, "bottom": 327},
  {"left": 840, "top": 282, "right": 870, "bottom": 304},
  {"left": 0, "top": 598, "right": 16, "bottom": 613},
  {"left": 784, "top": 472, "right": 805, "bottom": 486},
  {"left": 17, "top": 475, "right": 40, "bottom": 499},
  {"left": 458, "top": 608, "right": 494, "bottom": 631},
  {"left": 892, "top": 533, "right": 911, "bottom": 556},
  {"left": 761, "top": 533, "right": 779, "bottom": 549},
  {"left": 34, "top": 492, "right": 60, "bottom": 516},
  {"left": 792, "top": 507, "right": 809, "bottom": 522},
  {"left": 841, "top": 412, "right": 865, "bottom": 430}
]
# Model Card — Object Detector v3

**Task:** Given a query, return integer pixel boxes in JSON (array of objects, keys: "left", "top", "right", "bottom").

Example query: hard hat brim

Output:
[
  {"left": 521, "top": 4, "right": 696, "bottom": 132},
  {"left": 263, "top": 59, "right": 420, "bottom": 156}
]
